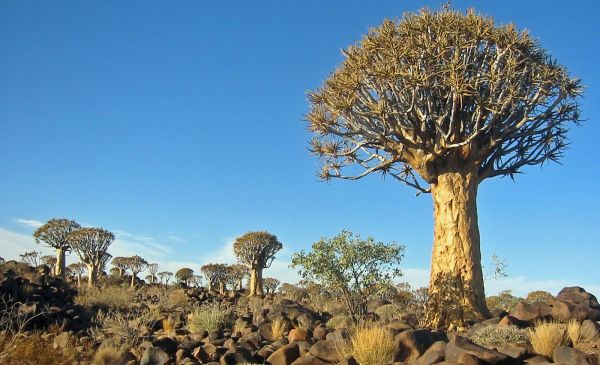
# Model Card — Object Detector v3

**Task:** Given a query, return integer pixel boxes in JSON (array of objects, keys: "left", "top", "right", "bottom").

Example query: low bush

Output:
[
  {"left": 337, "top": 325, "right": 396, "bottom": 365},
  {"left": 187, "top": 302, "right": 232, "bottom": 333},
  {"left": 92, "top": 346, "right": 126, "bottom": 365},
  {"left": 469, "top": 324, "right": 529, "bottom": 347},
  {"left": 326, "top": 314, "right": 353, "bottom": 329},
  {"left": 374, "top": 303, "right": 405, "bottom": 323}
]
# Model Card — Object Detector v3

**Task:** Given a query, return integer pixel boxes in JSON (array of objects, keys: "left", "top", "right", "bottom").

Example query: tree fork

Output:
[{"left": 426, "top": 170, "right": 490, "bottom": 328}]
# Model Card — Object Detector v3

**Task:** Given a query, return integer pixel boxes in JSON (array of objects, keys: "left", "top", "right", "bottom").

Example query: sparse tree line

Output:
[{"left": 20, "top": 218, "right": 285, "bottom": 296}]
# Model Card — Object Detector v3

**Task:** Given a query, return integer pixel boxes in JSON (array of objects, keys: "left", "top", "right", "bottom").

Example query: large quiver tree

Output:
[
  {"left": 33, "top": 218, "right": 81, "bottom": 277},
  {"left": 233, "top": 231, "right": 283, "bottom": 297},
  {"left": 69, "top": 228, "right": 114, "bottom": 286},
  {"left": 307, "top": 9, "right": 582, "bottom": 328}
]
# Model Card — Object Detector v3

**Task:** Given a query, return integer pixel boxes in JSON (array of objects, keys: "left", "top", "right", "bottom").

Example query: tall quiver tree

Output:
[
  {"left": 233, "top": 231, "right": 283, "bottom": 297},
  {"left": 125, "top": 255, "right": 148, "bottom": 287},
  {"left": 307, "top": 9, "right": 582, "bottom": 328},
  {"left": 33, "top": 218, "right": 81, "bottom": 277},
  {"left": 69, "top": 228, "right": 114, "bottom": 286}
]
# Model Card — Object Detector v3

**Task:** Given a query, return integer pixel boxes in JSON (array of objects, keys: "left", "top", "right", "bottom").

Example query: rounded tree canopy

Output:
[
  {"left": 233, "top": 231, "right": 283, "bottom": 269},
  {"left": 175, "top": 267, "right": 194, "bottom": 281},
  {"left": 34, "top": 218, "right": 81, "bottom": 250},
  {"left": 307, "top": 9, "right": 582, "bottom": 191}
]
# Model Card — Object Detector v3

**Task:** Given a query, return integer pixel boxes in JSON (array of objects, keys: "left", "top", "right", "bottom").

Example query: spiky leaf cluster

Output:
[{"left": 307, "top": 9, "right": 582, "bottom": 190}]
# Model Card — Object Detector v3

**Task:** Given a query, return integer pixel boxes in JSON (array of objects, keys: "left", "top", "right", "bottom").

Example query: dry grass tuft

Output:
[
  {"left": 162, "top": 317, "right": 176, "bottom": 333},
  {"left": 566, "top": 320, "right": 600, "bottom": 351},
  {"left": 271, "top": 317, "right": 287, "bottom": 340},
  {"left": 337, "top": 324, "right": 396, "bottom": 365},
  {"left": 92, "top": 346, "right": 126, "bottom": 365},
  {"left": 188, "top": 302, "right": 231, "bottom": 333},
  {"left": 1, "top": 332, "right": 81, "bottom": 365},
  {"left": 528, "top": 321, "right": 568, "bottom": 357}
]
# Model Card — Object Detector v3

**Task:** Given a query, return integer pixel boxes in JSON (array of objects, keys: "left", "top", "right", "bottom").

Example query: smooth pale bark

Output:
[
  {"left": 219, "top": 282, "right": 225, "bottom": 295},
  {"left": 131, "top": 273, "right": 137, "bottom": 287},
  {"left": 237, "top": 278, "right": 243, "bottom": 291},
  {"left": 55, "top": 248, "right": 66, "bottom": 277},
  {"left": 248, "top": 268, "right": 264, "bottom": 297},
  {"left": 426, "top": 171, "right": 490, "bottom": 329},
  {"left": 87, "top": 264, "right": 98, "bottom": 287},
  {"left": 76, "top": 274, "right": 81, "bottom": 287}
]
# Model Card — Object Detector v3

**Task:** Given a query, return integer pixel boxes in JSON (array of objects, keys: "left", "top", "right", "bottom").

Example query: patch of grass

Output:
[
  {"left": 337, "top": 324, "right": 396, "bottom": 365},
  {"left": 271, "top": 317, "right": 287, "bottom": 340},
  {"left": 75, "top": 286, "right": 135, "bottom": 311},
  {"left": 374, "top": 303, "right": 404, "bottom": 323},
  {"left": 566, "top": 320, "right": 599, "bottom": 351},
  {"left": 469, "top": 324, "right": 529, "bottom": 347},
  {"left": 528, "top": 321, "right": 568, "bottom": 357},
  {"left": 1, "top": 331, "right": 82, "bottom": 365},
  {"left": 92, "top": 346, "right": 126, "bottom": 365},
  {"left": 188, "top": 302, "right": 231, "bottom": 333},
  {"left": 326, "top": 314, "right": 353, "bottom": 329}
]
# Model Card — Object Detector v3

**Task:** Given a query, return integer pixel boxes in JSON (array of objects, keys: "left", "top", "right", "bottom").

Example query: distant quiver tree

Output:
[
  {"left": 233, "top": 231, "right": 283, "bottom": 297},
  {"left": 34, "top": 218, "right": 81, "bottom": 277},
  {"left": 69, "top": 227, "right": 114, "bottom": 286}
]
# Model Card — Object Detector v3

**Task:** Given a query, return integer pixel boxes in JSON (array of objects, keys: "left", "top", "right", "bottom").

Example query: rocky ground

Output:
[{"left": 0, "top": 261, "right": 599, "bottom": 365}]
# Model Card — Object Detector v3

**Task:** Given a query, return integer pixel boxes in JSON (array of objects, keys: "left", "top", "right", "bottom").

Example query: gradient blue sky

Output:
[{"left": 1, "top": 1, "right": 598, "bottom": 296}]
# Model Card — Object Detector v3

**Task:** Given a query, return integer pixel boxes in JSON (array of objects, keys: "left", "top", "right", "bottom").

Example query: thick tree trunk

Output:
[
  {"left": 131, "top": 273, "right": 136, "bottom": 287},
  {"left": 238, "top": 278, "right": 243, "bottom": 291},
  {"left": 248, "top": 268, "right": 264, "bottom": 297},
  {"left": 87, "top": 264, "right": 97, "bottom": 287},
  {"left": 426, "top": 171, "right": 490, "bottom": 329},
  {"left": 77, "top": 274, "right": 81, "bottom": 287},
  {"left": 55, "top": 248, "right": 66, "bottom": 277},
  {"left": 219, "top": 282, "right": 225, "bottom": 295}
]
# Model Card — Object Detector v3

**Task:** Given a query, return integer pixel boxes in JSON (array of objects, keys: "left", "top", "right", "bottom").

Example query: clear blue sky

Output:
[{"left": 1, "top": 1, "right": 598, "bottom": 296}]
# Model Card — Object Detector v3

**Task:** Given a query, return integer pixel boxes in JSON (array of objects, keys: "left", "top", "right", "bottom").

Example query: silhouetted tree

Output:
[
  {"left": 111, "top": 256, "right": 129, "bottom": 277},
  {"left": 33, "top": 218, "right": 81, "bottom": 277},
  {"left": 306, "top": 9, "right": 582, "bottom": 328},
  {"left": 233, "top": 231, "right": 282, "bottom": 296},
  {"left": 67, "top": 262, "right": 86, "bottom": 287},
  {"left": 227, "top": 264, "right": 249, "bottom": 291},
  {"left": 158, "top": 271, "right": 173, "bottom": 285},
  {"left": 40, "top": 255, "right": 57, "bottom": 273}
]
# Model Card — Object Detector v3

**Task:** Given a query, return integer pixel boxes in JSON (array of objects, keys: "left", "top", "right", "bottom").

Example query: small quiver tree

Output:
[
  {"left": 125, "top": 255, "right": 148, "bottom": 287},
  {"left": 69, "top": 227, "right": 114, "bottom": 286},
  {"left": 33, "top": 218, "right": 81, "bottom": 277},
  {"left": 111, "top": 256, "right": 129, "bottom": 277},
  {"left": 40, "top": 255, "right": 57, "bottom": 273},
  {"left": 67, "top": 262, "right": 86, "bottom": 287},
  {"left": 228, "top": 264, "right": 249, "bottom": 291},
  {"left": 233, "top": 231, "right": 283, "bottom": 297},
  {"left": 158, "top": 271, "right": 173, "bottom": 285},
  {"left": 200, "top": 264, "right": 228, "bottom": 294},
  {"left": 147, "top": 263, "right": 159, "bottom": 284},
  {"left": 263, "top": 278, "right": 281, "bottom": 294},
  {"left": 19, "top": 251, "right": 42, "bottom": 267},
  {"left": 306, "top": 9, "right": 582, "bottom": 328}
]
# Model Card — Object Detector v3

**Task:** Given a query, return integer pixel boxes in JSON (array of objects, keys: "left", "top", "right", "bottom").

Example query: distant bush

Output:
[
  {"left": 469, "top": 324, "right": 529, "bottom": 347},
  {"left": 187, "top": 302, "right": 232, "bottom": 333},
  {"left": 374, "top": 303, "right": 404, "bottom": 323},
  {"left": 486, "top": 290, "right": 522, "bottom": 312},
  {"left": 526, "top": 291, "right": 554, "bottom": 304},
  {"left": 528, "top": 321, "right": 568, "bottom": 357},
  {"left": 326, "top": 314, "right": 353, "bottom": 329}
]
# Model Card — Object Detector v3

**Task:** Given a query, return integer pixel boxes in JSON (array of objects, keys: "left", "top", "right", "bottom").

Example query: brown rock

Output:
[
  {"left": 553, "top": 346, "right": 599, "bottom": 365},
  {"left": 415, "top": 341, "right": 447, "bottom": 365},
  {"left": 510, "top": 302, "right": 552, "bottom": 323},
  {"left": 291, "top": 355, "right": 332, "bottom": 365},
  {"left": 289, "top": 328, "right": 310, "bottom": 342},
  {"left": 395, "top": 329, "right": 448, "bottom": 363},
  {"left": 459, "top": 353, "right": 483, "bottom": 365},
  {"left": 267, "top": 343, "right": 301, "bottom": 365},
  {"left": 309, "top": 340, "right": 340, "bottom": 363},
  {"left": 445, "top": 336, "right": 513, "bottom": 365},
  {"left": 499, "top": 315, "right": 530, "bottom": 329},
  {"left": 313, "top": 325, "right": 329, "bottom": 341}
]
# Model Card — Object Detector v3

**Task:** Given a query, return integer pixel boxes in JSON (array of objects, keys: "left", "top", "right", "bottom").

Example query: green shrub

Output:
[
  {"left": 187, "top": 302, "right": 232, "bottom": 333},
  {"left": 469, "top": 324, "right": 529, "bottom": 347}
]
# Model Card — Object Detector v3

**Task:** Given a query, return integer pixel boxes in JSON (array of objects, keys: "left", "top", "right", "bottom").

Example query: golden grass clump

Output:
[
  {"left": 270, "top": 317, "right": 287, "bottom": 340},
  {"left": 92, "top": 346, "right": 126, "bottom": 365},
  {"left": 528, "top": 321, "right": 568, "bottom": 357},
  {"left": 566, "top": 320, "right": 600, "bottom": 351},
  {"left": 187, "top": 302, "right": 231, "bottom": 333},
  {"left": 337, "top": 325, "right": 396, "bottom": 365}
]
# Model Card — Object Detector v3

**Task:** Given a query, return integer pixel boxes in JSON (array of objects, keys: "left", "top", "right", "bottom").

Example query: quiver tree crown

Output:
[
  {"left": 233, "top": 231, "right": 282, "bottom": 269},
  {"left": 307, "top": 9, "right": 582, "bottom": 190}
]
